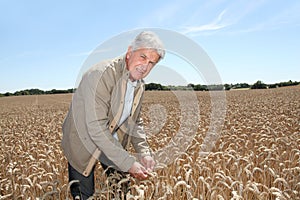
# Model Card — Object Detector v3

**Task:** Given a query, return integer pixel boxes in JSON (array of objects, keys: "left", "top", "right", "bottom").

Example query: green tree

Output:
[
  {"left": 4, "top": 92, "right": 12, "bottom": 96},
  {"left": 145, "top": 83, "right": 163, "bottom": 90},
  {"left": 224, "top": 84, "right": 232, "bottom": 90},
  {"left": 251, "top": 80, "right": 267, "bottom": 89}
]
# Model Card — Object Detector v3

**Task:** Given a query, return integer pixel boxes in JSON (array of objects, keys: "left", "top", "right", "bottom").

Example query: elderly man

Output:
[{"left": 61, "top": 31, "right": 165, "bottom": 199}]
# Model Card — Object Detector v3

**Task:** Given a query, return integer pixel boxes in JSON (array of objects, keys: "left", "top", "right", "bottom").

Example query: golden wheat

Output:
[{"left": 0, "top": 86, "right": 299, "bottom": 199}]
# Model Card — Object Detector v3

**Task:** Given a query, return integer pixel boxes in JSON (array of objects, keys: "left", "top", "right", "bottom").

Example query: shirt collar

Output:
[{"left": 128, "top": 80, "right": 137, "bottom": 87}]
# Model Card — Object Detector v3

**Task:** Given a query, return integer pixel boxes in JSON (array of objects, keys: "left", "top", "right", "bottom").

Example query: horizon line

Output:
[{"left": 1, "top": 79, "right": 299, "bottom": 94}]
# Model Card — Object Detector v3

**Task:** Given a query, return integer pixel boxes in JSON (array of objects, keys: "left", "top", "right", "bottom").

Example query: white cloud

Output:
[
  {"left": 68, "top": 50, "right": 92, "bottom": 57},
  {"left": 267, "top": 2, "right": 300, "bottom": 28},
  {"left": 180, "top": 0, "right": 269, "bottom": 36},
  {"left": 68, "top": 48, "right": 112, "bottom": 57},
  {"left": 181, "top": 9, "right": 231, "bottom": 34},
  {"left": 225, "top": 1, "right": 300, "bottom": 35}
]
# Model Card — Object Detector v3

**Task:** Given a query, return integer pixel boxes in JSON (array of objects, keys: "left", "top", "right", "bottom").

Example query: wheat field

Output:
[{"left": 0, "top": 86, "right": 299, "bottom": 199}]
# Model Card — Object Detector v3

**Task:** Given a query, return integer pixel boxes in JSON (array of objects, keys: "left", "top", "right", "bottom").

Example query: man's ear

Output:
[{"left": 126, "top": 46, "right": 132, "bottom": 59}]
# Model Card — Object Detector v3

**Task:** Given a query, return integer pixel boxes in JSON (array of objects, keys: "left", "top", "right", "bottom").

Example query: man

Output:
[{"left": 61, "top": 31, "right": 165, "bottom": 199}]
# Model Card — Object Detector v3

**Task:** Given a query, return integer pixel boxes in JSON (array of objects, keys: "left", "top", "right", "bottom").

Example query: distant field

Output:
[
  {"left": 229, "top": 87, "right": 250, "bottom": 90},
  {"left": 0, "top": 86, "right": 299, "bottom": 199}
]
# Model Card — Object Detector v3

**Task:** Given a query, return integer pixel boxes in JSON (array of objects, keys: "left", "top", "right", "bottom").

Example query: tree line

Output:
[
  {"left": 0, "top": 88, "right": 75, "bottom": 97},
  {"left": 0, "top": 80, "right": 299, "bottom": 97},
  {"left": 145, "top": 80, "right": 299, "bottom": 91}
]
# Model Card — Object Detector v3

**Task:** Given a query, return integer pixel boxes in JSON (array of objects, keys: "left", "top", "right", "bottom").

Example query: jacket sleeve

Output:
[
  {"left": 79, "top": 68, "right": 135, "bottom": 172},
  {"left": 130, "top": 112, "right": 152, "bottom": 158}
]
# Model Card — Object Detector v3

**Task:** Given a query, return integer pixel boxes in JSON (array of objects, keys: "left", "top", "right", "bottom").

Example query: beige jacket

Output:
[{"left": 61, "top": 56, "right": 151, "bottom": 176}]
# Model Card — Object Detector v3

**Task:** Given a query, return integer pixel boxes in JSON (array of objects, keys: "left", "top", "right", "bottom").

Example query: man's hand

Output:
[
  {"left": 128, "top": 161, "right": 148, "bottom": 180},
  {"left": 140, "top": 155, "right": 155, "bottom": 172}
]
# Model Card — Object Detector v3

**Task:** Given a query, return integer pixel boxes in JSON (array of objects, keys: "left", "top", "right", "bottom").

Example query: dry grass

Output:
[{"left": 0, "top": 86, "right": 299, "bottom": 199}]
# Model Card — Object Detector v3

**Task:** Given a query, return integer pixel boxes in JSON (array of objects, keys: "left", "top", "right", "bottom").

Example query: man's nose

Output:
[{"left": 140, "top": 64, "right": 148, "bottom": 72}]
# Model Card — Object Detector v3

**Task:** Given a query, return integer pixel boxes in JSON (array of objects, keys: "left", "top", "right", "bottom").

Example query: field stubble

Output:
[{"left": 0, "top": 86, "right": 299, "bottom": 199}]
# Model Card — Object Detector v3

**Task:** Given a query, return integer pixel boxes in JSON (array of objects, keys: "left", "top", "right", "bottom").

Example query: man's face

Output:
[{"left": 126, "top": 47, "right": 160, "bottom": 81}]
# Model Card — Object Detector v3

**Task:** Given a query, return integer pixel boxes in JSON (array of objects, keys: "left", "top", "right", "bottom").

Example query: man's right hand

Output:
[{"left": 128, "top": 161, "right": 148, "bottom": 180}]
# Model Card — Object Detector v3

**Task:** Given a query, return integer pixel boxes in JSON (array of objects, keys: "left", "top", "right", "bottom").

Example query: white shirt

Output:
[{"left": 113, "top": 80, "right": 137, "bottom": 140}]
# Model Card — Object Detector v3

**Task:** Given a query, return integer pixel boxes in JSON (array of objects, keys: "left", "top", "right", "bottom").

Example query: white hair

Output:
[{"left": 131, "top": 31, "right": 165, "bottom": 60}]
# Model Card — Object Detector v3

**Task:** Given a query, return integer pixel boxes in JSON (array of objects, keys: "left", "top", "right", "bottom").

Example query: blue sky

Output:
[{"left": 0, "top": 0, "right": 299, "bottom": 93}]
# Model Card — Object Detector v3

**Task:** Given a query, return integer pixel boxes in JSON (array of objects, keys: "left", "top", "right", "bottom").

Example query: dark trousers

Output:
[
  {"left": 68, "top": 160, "right": 129, "bottom": 199},
  {"left": 68, "top": 163, "right": 95, "bottom": 199}
]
